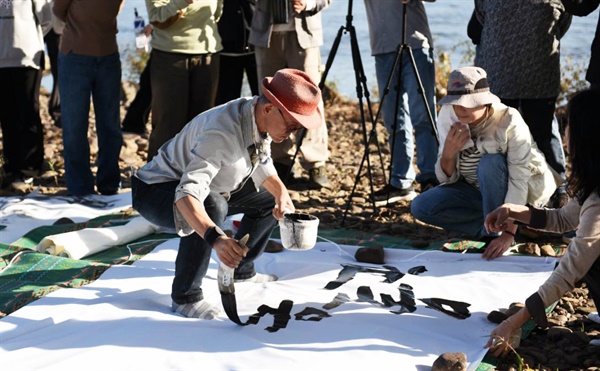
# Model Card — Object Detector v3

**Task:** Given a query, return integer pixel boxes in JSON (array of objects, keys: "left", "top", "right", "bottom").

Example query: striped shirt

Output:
[{"left": 459, "top": 144, "right": 483, "bottom": 188}]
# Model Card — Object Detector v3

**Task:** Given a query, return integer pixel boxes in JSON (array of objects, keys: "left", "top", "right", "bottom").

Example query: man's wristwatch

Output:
[{"left": 204, "top": 226, "right": 226, "bottom": 247}]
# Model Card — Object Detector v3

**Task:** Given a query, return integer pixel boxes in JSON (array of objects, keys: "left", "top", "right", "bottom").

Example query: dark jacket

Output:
[
  {"left": 467, "top": 10, "right": 482, "bottom": 45},
  {"left": 218, "top": 0, "right": 255, "bottom": 54}
]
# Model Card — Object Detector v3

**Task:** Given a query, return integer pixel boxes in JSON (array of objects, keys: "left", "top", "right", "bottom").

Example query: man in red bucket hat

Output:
[{"left": 131, "top": 68, "right": 321, "bottom": 320}]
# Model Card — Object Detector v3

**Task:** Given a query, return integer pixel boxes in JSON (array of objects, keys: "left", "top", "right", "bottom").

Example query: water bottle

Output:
[
  {"left": 134, "top": 8, "right": 148, "bottom": 51},
  {"left": 134, "top": 8, "right": 145, "bottom": 33}
]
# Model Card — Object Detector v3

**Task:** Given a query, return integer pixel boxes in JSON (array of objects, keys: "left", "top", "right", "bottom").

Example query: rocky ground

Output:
[{"left": 1, "top": 85, "right": 599, "bottom": 370}]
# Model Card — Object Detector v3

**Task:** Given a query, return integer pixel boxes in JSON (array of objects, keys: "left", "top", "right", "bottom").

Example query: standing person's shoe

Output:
[
  {"left": 10, "top": 177, "right": 34, "bottom": 194},
  {"left": 373, "top": 184, "right": 416, "bottom": 206},
  {"left": 308, "top": 166, "right": 331, "bottom": 189}
]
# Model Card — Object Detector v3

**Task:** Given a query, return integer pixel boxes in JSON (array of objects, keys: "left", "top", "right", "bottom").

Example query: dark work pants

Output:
[
  {"left": 122, "top": 56, "right": 152, "bottom": 134},
  {"left": 131, "top": 176, "right": 277, "bottom": 304},
  {"left": 215, "top": 53, "right": 259, "bottom": 105},
  {"left": 148, "top": 50, "right": 220, "bottom": 159},
  {"left": 44, "top": 29, "right": 61, "bottom": 126},
  {"left": 0, "top": 66, "right": 44, "bottom": 177}
]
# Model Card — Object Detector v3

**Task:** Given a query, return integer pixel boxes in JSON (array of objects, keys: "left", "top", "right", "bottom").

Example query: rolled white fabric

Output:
[{"left": 37, "top": 217, "right": 158, "bottom": 260}]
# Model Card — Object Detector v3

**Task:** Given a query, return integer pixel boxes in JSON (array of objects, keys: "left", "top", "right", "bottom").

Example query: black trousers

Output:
[
  {"left": 501, "top": 97, "right": 566, "bottom": 179},
  {"left": 585, "top": 256, "right": 600, "bottom": 308},
  {"left": 44, "top": 29, "right": 61, "bottom": 125},
  {"left": 131, "top": 177, "right": 277, "bottom": 304},
  {"left": 0, "top": 66, "right": 44, "bottom": 177},
  {"left": 122, "top": 56, "right": 152, "bottom": 134},
  {"left": 215, "top": 53, "right": 259, "bottom": 105}
]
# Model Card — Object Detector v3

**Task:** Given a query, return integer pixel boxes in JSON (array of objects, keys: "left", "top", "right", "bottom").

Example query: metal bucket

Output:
[{"left": 279, "top": 212, "right": 319, "bottom": 251}]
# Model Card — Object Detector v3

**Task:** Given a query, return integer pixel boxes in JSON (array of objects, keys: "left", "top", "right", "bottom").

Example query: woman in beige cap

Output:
[{"left": 411, "top": 66, "right": 560, "bottom": 259}]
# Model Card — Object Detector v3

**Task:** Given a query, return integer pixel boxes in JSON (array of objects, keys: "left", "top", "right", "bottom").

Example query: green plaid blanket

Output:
[{"left": 0, "top": 212, "right": 173, "bottom": 318}]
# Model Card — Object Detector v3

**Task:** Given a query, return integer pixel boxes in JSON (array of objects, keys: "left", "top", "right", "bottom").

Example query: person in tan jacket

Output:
[
  {"left": 484, "top": 88, "right": 600, "bottom": 356},
  {"left": 249, "top": 0, "right": 331, "bottom": 189}
]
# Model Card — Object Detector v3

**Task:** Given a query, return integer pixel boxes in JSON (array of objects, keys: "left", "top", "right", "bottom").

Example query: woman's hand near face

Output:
[{"left": 442, "top": 122, "right": 470, "bottom": 158}]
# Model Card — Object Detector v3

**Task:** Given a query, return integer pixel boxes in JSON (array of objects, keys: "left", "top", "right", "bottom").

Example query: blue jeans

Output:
[
  {"left": 411, "top": 154, "right": 508, "bottom": 237},
  {"left": 58, "top": 52, "right": 122, "bottom": 195},
  {"left": 131, "top": 177, "right": 277, "bottom": 304},
  {"left": 375, "top": 48, "right": 439, "bottom": 189}
]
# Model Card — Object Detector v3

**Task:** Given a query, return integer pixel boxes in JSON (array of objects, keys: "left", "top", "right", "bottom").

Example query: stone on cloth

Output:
[{"left": 354, "top": 245, "right": 385, "bottom": 264}]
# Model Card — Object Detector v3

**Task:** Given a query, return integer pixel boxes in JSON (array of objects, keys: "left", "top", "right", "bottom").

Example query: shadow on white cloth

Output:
[
  {"left": 0, "top": 236, "right": 557, "bottom": 371},
  {"left": 0, "top": 193, "right": 133, "bottom": 244}
]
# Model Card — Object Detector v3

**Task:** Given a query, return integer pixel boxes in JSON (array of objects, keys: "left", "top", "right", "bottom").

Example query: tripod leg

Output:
[
  {"left": 387, "top": 45, "right": 408, "bottom": 206},
  {"left": 405, "top": 48, "right": 439, "bottom": 145},
  {"left": 341, "top": 24, "right": 380, "bottom": 224},
  {"left": 319, "top": 26, "right": 345, "bottom": 91},
  {"left": 370, "top": 44, "right": 406, "bottom": 206},
  {"left": 347, "top": 27, "right": 386, "bottom": 182}
]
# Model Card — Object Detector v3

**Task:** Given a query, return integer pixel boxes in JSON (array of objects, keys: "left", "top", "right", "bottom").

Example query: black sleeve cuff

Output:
[
  {"left": 527, "top": 204, "right": 548, "bottom": 230},
  {"left": 525, "top": 292, "right": 548, "bottom": 328},
  {"left": 204, "top": 226, "right": 226, "bottom": 247}
]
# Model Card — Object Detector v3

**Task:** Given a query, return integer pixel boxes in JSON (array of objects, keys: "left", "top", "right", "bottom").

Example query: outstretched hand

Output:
[
  {"left": 484, "top": 205, "right": 511, "bottom": 234},
  {"left": 481, "top": 234, "right": 514, "bottom": 260},
  {"left": 485, "top": 319, "right": 520, "bottom": 358}
]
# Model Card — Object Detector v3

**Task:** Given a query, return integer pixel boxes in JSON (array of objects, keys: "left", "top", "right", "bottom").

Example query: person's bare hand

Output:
[
  {"left": 442, "top": 122, "right": 470, "bottom": 159},
  {"left": 141, "top": 24, "right": 153, "bottom": 37},
  {"left": 485, "top": 320, "right": 518, "bottom": 358},
  {"left": 484, "top": 205, "right": 511, "bottom": 234},
  {"left": 273, "top": 194, "right": 295, "bottom": 220},
  {"left": 293, "top": 0, "right": 307, "bottom": 13},
  {"left": 482, "top": 234, "right": 514, "bottom": 260},
  {"left": 213, "top": 236, "right": 248, "bottom": 268}
]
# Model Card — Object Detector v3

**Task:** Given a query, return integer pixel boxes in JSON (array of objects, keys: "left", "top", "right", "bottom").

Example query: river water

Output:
[{"left": 113, "top": 0, "right": 598, "bottom": 99}]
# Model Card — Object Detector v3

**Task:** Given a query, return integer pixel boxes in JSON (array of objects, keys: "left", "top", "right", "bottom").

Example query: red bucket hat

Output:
[{"left": 261, "top": 69, "right": 323, "bottom": 130}]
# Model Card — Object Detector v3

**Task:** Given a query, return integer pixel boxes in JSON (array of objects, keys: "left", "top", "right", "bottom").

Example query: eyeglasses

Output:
[{"left": 278, "top": 109, "right": 303, "bottom": 134}]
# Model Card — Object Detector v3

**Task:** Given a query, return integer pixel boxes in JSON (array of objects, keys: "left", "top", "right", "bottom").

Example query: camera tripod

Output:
[
  {"left": 373, "top": 0, "right": 440, "bottom": 206},
  {"left": 331, "top": 0, "right": 393, "bottom": 226},
  {"left": 283, "top": 0, "right": 385, "bottom": 225}
]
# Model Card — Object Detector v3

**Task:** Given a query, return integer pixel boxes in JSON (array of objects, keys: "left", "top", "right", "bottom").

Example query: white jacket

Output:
[
  {"left": 0, "top": 0, "right": 52, "bottom": 69},
  {"left": 435, "top": 103, "right": 561, "bottom": 206}
]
